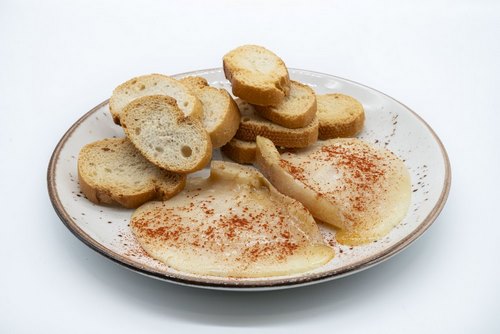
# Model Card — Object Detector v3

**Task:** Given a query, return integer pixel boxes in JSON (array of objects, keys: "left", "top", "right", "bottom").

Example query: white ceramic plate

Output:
[{"left": 48, "top": 68, "right": 451, "bottom": 290}]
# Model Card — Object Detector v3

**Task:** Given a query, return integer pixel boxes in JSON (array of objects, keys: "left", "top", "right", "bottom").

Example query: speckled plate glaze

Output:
[{"left": 48, "top": 68, "right": 451, "bottom": 291}]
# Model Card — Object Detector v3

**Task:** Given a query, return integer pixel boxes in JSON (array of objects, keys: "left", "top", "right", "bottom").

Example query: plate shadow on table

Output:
[{"left": 57, "top": 215, "right": 445, "bottom": 328}]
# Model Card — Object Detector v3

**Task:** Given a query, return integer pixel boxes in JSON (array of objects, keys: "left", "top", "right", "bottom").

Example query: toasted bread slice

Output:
[
  {"left": 223, "top": 45, "right": 291, "bottom": 106},
  {"left": 317, "top": 94, "right": 365, "bottom": 139},
  {"left": 255, "top": 81, "right": 317, "bottom": 129},
  {"left": 255, "top": 136, "right": 411, "bottom": 246},
  {"left": 221, "top": 138, "right": 290, "bottom": 164},
  {"left": 109, "top": 74, "right": 202, "bottom": 124},
  {"left": 180, "top": 76, "right": 240, "bottom": 148},
  {"left": 234, "top": 99, "right": 318, "bottom": 148},
  {"left": 179, "top": 76, "right": 209, "bottom": 90},
  {"left": 78, "top": 138, "right": 186, "bottom": 208},
  {"left": 131, "top": 161, "right": 334, "bottom": 278},
  {"left": 221, "top": 138, "right": 257, "bottom": 164},
  {"left": 121, "top": 95, "right": 212, "bottom": 173}
]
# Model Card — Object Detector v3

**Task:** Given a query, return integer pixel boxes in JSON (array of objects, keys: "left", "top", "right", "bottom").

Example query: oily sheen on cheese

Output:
[
  {"left": 130, "top": 161, "right": 333, "bottom": 278},
  {"left": 255, "top": 136, "right": 411, "bottom": 245}
]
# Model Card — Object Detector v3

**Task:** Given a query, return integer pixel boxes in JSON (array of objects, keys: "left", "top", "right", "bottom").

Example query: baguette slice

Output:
[
  {"left": 234, "top": 99, "right": 318, "bottom": 148},
  {"left": 255, "top": 81, "right": 317, "bottom": 129},
  {"left": 131, "top": 161, "right": 334, "bottom": 278},
  {"left": 223, "top": 45, "right": 291, "bottom": 106},
  {"left": 109, "top": 74, "right": 202, "bottom": 124},
  {"left": 179, "top": 76, "right": 208, "bottom": 90},
  {"left": 180, "top": 76, "right": 240, "bottom": 148},
  {"left": 78, "top": 138, "right": 186, "bottom": 208},
  {"left": 221, "top": 138, "right": 290, "bottom": 164},
  {"left": 221, "top": 138, "right": 257, "bottom": 164},
  {"left": 317, "top": 94, "right": 365, "bottom": 139},
  {"left": 255, "top": 136, "right": 411, "bottom": 246},
  {"left": 121, "top": 95, "right": 212, "bottom": 173}
]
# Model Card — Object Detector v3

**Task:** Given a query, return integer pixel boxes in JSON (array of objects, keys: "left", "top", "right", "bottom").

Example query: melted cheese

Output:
[
  {"left": 131, "top": 161, "right": 333, "bottom": 278},
  {"left": 281, "top": 139, "right": 411, "bottom": 245}
]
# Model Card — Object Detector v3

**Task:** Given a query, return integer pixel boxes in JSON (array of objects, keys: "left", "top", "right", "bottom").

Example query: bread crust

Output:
[
  {"left": 221, "top": 138, "right": 257, "bottom": 164},
  {"left": 317, "top": 94, "right": 365, "bottom": 140},
  {"left": 78, "top": 169, "right": 185, "bottom": 209},
  {"left": 121, "top": 95, "right": 212, "bottom": 174},
  {"left": 255, "top": 81, "right": 317, "bottom": 129},
  {"left": 221, "top": 138, "right": 295, "bottom": 164},
  {"left": 208, "top": 95, "right": 240, "bottom": 148},
  {"left": 77, "top": 138, "right": 186, "bottom": 209},
  {"left": 180, "top": 76, "right": 209, "bottom": 89},
  {"left": 235, "top": 119, "right": 318, "bottom": 148},
  {"left": 109, "top": 73, "right": 202, "bottom": 125},
  {"left": 181, "top": 76, "right": 241, "bottom": 148},
  {"left": 223, "top": 45, "right": 291, "bottom": 106}
]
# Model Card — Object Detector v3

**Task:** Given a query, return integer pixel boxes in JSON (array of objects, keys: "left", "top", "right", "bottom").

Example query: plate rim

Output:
[{"left": 47, "top": 68, "right": 451, "bottom": 290}]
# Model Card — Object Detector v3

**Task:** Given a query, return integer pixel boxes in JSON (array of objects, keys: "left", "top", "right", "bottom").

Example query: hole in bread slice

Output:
[{"left": 181, "top": 146, "right": 192, "bottom": 157}]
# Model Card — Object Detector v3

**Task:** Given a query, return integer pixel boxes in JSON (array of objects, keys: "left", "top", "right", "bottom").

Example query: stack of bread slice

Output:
[
  {"left": 78, "top": 45, "right": 367, "bottom": 207},
  {"left": 221, "top": 45, "right": 365, "bottom": 164},
  {"left": 79, "top": 73, "right": 241, "bottom": 208}
]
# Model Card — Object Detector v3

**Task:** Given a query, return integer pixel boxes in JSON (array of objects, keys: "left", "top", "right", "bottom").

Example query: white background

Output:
[{"left": 1, "top": 0, "right": 499, "bottom": 333}]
